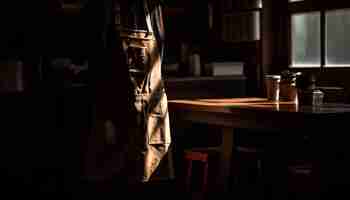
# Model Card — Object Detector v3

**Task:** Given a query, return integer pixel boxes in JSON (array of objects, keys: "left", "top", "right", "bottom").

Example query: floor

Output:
[
  {"left": 2, "top": 173, "right": 344, "bottom": 200},
  {"left": 0, "top": 166, "right": 343, "bottom": 200}
]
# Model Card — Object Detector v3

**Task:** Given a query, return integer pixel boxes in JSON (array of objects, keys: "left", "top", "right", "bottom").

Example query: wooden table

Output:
[{"left": 168, "top": 97, "right": 350, "bottom": 192}]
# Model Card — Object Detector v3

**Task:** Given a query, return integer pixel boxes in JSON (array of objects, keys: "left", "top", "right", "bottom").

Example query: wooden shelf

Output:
[
  {"left": 164, "top": 7, "right": 186, "bottom": 16},
  {"left": 165, "top": 75, "right": 246, "bottom": 83},
  {"left": 223, "top": 8, "right": 262, "bottom": 13}
]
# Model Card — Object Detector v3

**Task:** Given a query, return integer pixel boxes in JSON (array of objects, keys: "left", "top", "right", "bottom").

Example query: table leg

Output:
[{"left": 217, "top": 127, "right": 234, "bottom": 192}]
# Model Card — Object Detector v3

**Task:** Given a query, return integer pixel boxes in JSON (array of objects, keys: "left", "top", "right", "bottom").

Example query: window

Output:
[
  {"left": 291, "top": 12, "right": 320, "bottom": 67},
  {"left": 289, "top": 1, "right": 350, "bottom": 68},
  {"left": 326, "top": 9, "right": 350, "bottom": 66}
]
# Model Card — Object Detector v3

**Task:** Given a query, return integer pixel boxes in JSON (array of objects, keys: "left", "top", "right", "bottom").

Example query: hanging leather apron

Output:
[
  {"left": 83, "top": 0, "right": 170, "bottom": 183},
  {"left": 118, "top": 0, "right": 171, "bottom": 182}
]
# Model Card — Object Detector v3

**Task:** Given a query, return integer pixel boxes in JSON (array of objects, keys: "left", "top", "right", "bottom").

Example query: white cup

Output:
[{"left": 265, "top": 75, "right": 281, "bottom": 101}]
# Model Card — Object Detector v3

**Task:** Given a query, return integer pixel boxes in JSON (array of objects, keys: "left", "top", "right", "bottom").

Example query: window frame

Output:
[{"left": 288, "top": 0, "right": 350, "bottom": 70}]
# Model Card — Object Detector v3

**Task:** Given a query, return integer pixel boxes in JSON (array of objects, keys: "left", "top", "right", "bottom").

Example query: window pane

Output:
[
  {"left": 291, "top": 12, "right": 321, "bottom": 67},
  {"left": 326, "top": 9, "right": 350, "bottom": 67}
]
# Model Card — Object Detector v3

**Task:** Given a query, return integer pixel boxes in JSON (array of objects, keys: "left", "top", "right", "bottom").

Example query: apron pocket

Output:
[
  {"left": 147, "top": 93, "right": 171, "bottom": 145},
  {"left": 147, "top": 115, "right": 166, "bottom": 144}
]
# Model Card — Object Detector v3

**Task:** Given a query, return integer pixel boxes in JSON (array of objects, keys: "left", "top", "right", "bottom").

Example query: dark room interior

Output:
[{"left": 1, "top": 0, "right": 350, "bottom": 199}]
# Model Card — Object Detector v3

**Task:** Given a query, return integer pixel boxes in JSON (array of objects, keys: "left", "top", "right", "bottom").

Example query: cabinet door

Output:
[{"left": 222, "top": 11, "right": 260, "bottom": 43}]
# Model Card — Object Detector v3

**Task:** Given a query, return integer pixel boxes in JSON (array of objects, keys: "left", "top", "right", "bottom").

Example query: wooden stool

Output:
[
  {"left": 232, "top": 146, "right": 264, "bottom": 197},
  {"left": 184, "top": 150, "right": 209, "bottom": 194},
  {"left": 235, "top": 146, "right": 264, "bottom": 174},
  {"left": 287, "top": 160, "right": 317, "bottom": 193}
]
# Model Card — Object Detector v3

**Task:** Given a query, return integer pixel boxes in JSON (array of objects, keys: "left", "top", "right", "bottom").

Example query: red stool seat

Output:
[{"left": 184, "top": 150, "right": 210, "bottom": 195}]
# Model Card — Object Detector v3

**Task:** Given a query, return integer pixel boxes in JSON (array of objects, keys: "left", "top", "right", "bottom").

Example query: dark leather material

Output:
[{"left": 86, "top": 0, "right": 171, "bottom": 182}]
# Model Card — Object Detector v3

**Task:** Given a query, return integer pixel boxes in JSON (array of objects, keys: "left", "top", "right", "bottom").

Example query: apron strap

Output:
[
  {"left": 143, "top": 0, "right": 154, "bottom": 93},
  {"left": 143, "top": 0, "right": 154, "bottom": 34}
]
